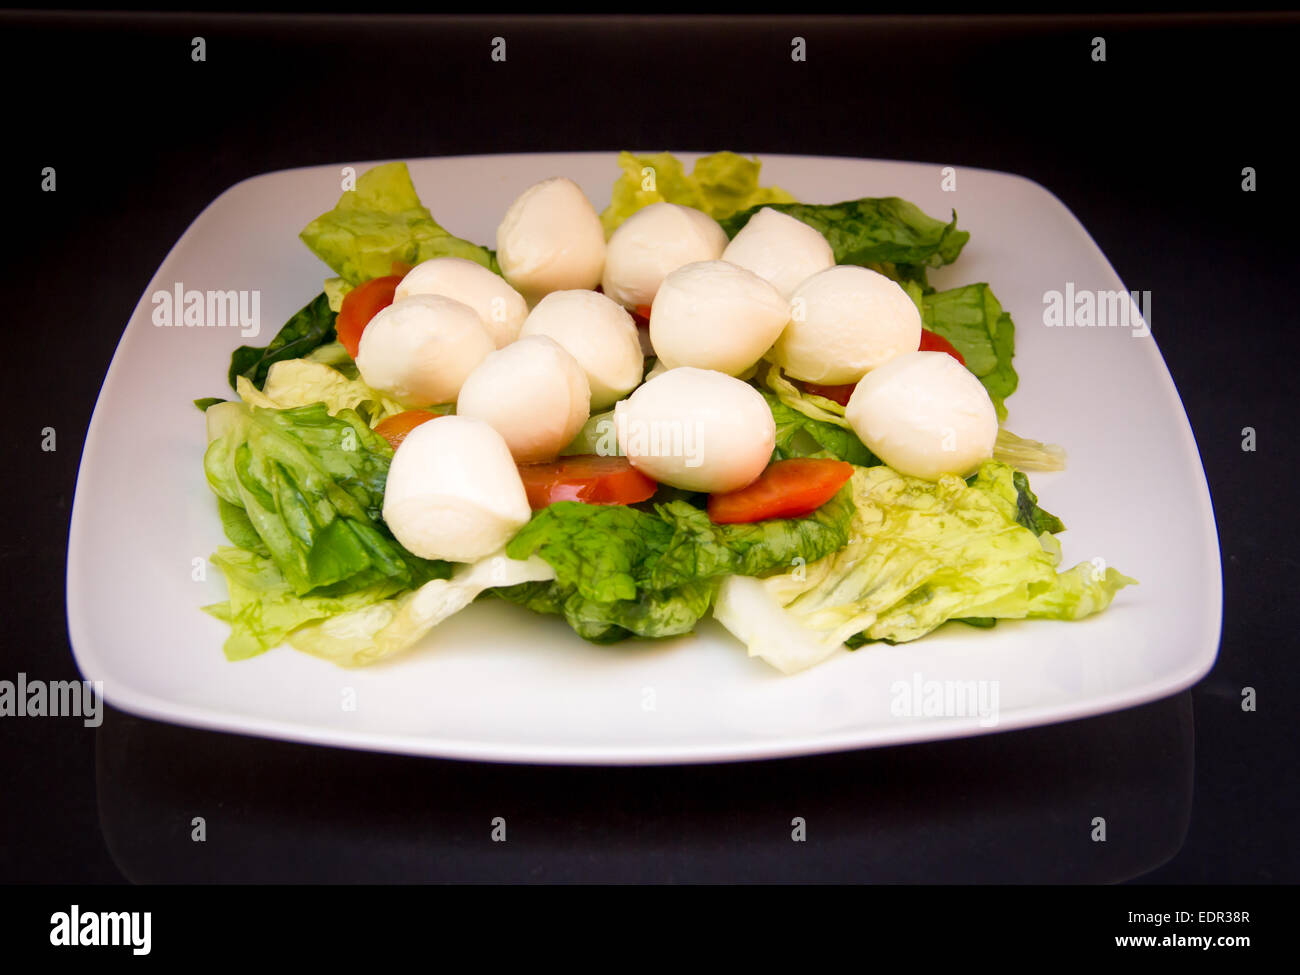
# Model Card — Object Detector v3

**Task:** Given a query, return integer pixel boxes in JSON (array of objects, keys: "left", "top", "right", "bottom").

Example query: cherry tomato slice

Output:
[
  {"left": 918, "top": 328, "right": 966, "bottom": 366},
  {"left": 517, "top": 455, "right": 658, "bottom": 509},
  {"left": 707, "top": 459, "right": 854, "bottom": 524},
  {"left": 373, "top": 410, "right": 439, "bottom": 451},
  {"left": 336, "top": 275, "right": 402, "bottom": 358}
]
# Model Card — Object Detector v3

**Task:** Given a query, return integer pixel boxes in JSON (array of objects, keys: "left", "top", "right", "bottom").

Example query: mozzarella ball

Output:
[
  {"left": 614, "top": 367, "right": 774, "bottom": 493},
  {"left": 496, "top": 177, "right": 605, "bottom": 303},
  {"left": 845, "top": 350, "right": 998, "bottom": 480},
  {"left": 720, "top": 207, "right": 835, "bottom": 298},
  {"left": 395, "top": 257, "right": 528, "bottom": 348},
  {"left": 456, "top": 335, "right": 592, "bottom": 463},
  {"left": 518, "top": 290, "right": 644, "bottom": 410},
  {"left": 355, "top": 294, "right": 494, "bottom": 407},
  {"left": 382, "top": 415, "right": 532, "bottom": 563},
  {"left": 601, "top": 202, "right": 729, "bottom": 309},
  {"left": 649, "top": 261, "right": 791, "bottom": 376},
  {"left": 770, "top": 265, "right": 922, "bottom": 384}
]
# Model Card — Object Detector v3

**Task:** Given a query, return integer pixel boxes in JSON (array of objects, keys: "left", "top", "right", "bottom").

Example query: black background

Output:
[{"left": 0, "top": 12, "right": 1294, "bottom": 884}]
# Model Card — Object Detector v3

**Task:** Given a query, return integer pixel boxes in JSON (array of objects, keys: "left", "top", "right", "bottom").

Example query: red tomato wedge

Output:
[
  {"left": 336, "top": 275, "right": 402, "bottom": 358},
  {"left": 631, "top": 304, "right": 652, "bottom": 327},
  {"left": 707, "top": 459, "right": 854, "bottom": 524},
  {"left": 518, "top": 456, "right": 658, "bottom": 509},
  {"left": 390, "top": 260, "right": 414, "bottom": 277},
  {"left": 374, "top": 410, "right": 439, "bottom": 451},
  {"left": 800, "top": 381, "right": 856, "bottom": 407},
  {"left": 918, "top": 328, "right": 966, "bottom": 366}
]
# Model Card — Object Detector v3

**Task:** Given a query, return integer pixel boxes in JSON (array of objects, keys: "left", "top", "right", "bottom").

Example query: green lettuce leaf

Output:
[
  {"left": 560, "top": 409, "right": 621, "bottom": 457},
  {"left": 495, "top": 577, "right": 716, "bottom": 644},
  {"left": 714, "top": 461, "right": 1134, "bottom": 672},
  {"left": 767, "top": 396, "right": 878, "bottom": 466},
  {"left": 720, "top": 197, "right": 969, "bottom": 288},
  {"left": 302, "top": 339, "right": 357, "bottom": 374},
  {"left": 761, "top": 362, "right": 852, "bottom": 428},
  {"left": 323, "top": 277, "right": 353, "bottom": 313},
  {"left": 228, "top": 292, "right": 337, "bottom": 392},
  {"left": 506, "top": 502, "right": 674, "bottom": 604},
  {"left": 755, "top": 365, "right": 880, "bottom": 466},
  {"left": 233, "top": 358, "right": 407, "bottom": 428},
  {"left": 648, "top": 487, "right": 854, "bottom": 588},
  {"left": 299, "top": 161, "right": 495, "bottom": 286},
  {"left": 920, "top": 283, "right": 1019, "bottom": 421},
  {"left": 287, "top": 551, "right": 553, "bottom": 666},
  {"left": 216, "top": 497, "right": 267, "bottom": 554},
  {"left": 1011, "top": 470, "right": 1066, "bottom": 535},
  {"left": 203, "top": 545, "right": 410, "bottom": 661},
  {"left": 601, "top": 151, "right": 796, "bottom": 235},
  {"left": 203, "top": 401, "right": 446, "bottom": 596},
  {"left": 498, "top": 487, "right": 858, "bottom": 645},
  {"left": 991, "top": 428, "right": 1066, "bottom": 472}
]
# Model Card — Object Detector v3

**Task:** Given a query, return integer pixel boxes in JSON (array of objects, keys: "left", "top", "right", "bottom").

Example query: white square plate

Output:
[{"left": 66, "top": 152, "right": 1222, "bottom": 764}]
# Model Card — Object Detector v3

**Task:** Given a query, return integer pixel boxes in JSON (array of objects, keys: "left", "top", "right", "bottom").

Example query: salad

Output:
[{"left": 196, "top": 151, "right": 1134, "bottom": 674}]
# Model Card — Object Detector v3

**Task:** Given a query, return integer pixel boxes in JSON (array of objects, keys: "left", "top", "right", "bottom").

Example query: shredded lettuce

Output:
[
  {"left": 601, "top": 151, "right": 796, "bottom": 235},
  {"left": 714, "top": 461, "right": 1134, "bottom": 672}
]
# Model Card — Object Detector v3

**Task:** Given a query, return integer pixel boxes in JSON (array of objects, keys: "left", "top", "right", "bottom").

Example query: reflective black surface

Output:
[{"left": 1, "top": 12, "right": 1294, "bottom": 883}]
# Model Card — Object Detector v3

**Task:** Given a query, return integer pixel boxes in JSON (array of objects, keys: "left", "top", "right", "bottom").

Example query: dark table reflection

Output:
[{"left": 95, "top": 692, "right": 1193, "bottom": 883}]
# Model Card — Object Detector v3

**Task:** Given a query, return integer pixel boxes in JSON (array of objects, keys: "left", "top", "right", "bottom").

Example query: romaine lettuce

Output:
[
  {"left": 203, "top": 401, "right": 445, "bottom": 596},
  {"left": 299, "top": 161, "right": 496, "bottom": 286},
  {"left": 757, "top": 365, "right": 881, "bottom": 466},
  {"left": 203, "top": 545, "right": 412, "bottom": 661},
  {"left": 601, "top": 151, "right": 796, "bottom": 235},
  {"left": 286, "top": 550, "right": 554, "bottom": 667},
  {"left": 497, "top": 489, "right": 858, "bottom": 644},
  {"left": 919, "top": 283, "right": 1019, "bottom": 421},
  {"left": 234, "top": 358, "right": 406, "bottom": 427},
  {"left": 714, "top": 461, "right": 1134, "bottom": 672},
  {"left": 720, "top": 197, "right": 969, "bottom": 288},
  {"left": 498, "top": 501, "right": 708, "bottom": 642},
  {"left": 228, "top": 292, "right": 337, "bottom": 391},
  {"left": 649, "top": 489, "right": 853, "bottom": 588}
]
